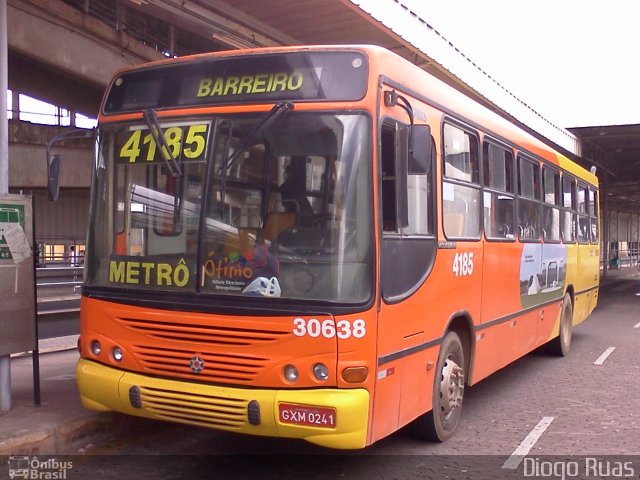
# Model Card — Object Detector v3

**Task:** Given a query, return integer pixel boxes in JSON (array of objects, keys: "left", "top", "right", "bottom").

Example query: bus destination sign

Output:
[{"left": 103, "top": 51, "right": 368, "bottom": 114}]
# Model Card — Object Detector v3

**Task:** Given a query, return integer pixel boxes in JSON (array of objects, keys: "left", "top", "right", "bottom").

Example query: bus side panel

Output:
[
  {"left": 370, "top": 356, "right": 403, "bottom": 443},
  {"left": 371, "top": 299, "right": 440, "bottom": 443},
  {"left": 473, "top": 241, "right": 539, "bottom": 383},
  {"left": 397, "top": 348, "right": 433, "bottom": 428},
  {"left": 472, "top": 308, "right": 539, "bottom": 383},
  {"left": 574, "top": 242, "right": 600, "bottom": 324},
  {"left": 371, "top": 243, "right": 482, "bottom": 442},
  {"left": 479, "top": 242, "right": 523, "bottom": 325}
]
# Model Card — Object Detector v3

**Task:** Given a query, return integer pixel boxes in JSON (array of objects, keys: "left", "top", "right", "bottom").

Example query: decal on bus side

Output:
[{"left": 292, "top": 318, "right": 366, "bottom": 339}]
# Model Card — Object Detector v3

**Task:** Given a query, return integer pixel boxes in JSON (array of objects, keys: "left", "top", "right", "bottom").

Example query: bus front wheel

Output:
[
  {"left": 412, "top": 331, "right": 465, "bottom": 442},
  {"left": 548, "top": 293, "right": 573, "bottom": 357}
]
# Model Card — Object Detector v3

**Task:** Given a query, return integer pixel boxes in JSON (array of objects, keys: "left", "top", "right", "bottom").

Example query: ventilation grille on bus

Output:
[
  {"left": 118, "top": 316, "right": 288, "bottom": 346},
  {"left": 138, "top": 385, "right": 249, "bottom": 430},
  {"left": 132, "top": 345, "right": 269, "bottom": 384}
]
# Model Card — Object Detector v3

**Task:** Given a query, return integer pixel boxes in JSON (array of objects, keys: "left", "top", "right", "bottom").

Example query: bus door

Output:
[{"left": 372, "top": 102, "right": 437, "bottom": 440}]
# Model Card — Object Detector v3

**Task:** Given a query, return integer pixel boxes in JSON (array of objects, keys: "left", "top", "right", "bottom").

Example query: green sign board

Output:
[{"left": 0, "top": 203, "right": 26, "bottom": 261}]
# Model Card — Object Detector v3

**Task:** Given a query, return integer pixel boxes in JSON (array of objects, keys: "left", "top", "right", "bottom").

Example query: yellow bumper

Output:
[{"left": 76, "top": 358, "right": 369, "bottom": 449}]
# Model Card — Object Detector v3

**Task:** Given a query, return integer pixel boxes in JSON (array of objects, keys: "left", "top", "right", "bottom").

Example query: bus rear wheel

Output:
[
  {"left": 548, "top": 293, "right": 573, "bottom": 357},
  {"left": 412, "top": 331, "right": 465, "bottom": 442}
]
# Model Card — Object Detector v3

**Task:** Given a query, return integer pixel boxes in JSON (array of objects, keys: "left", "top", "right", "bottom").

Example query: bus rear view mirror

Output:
[
  {"left": 409, "top": 125, "right": 432, "bottom": 175},
  {"left": 48, "top": 154, "right": 61, "bottom": 202},
  {"left": 45, "top": 128, "right": 96, "bottom": 203}
]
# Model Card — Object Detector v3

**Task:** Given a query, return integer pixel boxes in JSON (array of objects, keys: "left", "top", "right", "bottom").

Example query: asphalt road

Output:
[{"left": 37, "top": 273, "right": 640, "bottom": 479}]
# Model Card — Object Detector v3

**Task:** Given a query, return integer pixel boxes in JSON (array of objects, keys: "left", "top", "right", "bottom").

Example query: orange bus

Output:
[{"left": 72, "top": 45, "right": 600, "bottom": 449}]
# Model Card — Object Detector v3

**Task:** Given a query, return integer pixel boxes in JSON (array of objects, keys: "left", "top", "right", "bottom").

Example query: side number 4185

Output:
[{"left": 453, "top": 252, "right": 474, "bottom": 277}]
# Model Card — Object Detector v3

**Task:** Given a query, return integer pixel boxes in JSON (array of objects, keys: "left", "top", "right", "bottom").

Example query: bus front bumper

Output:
[{"left": 76, "top": 358, "right": 369, "bottom": 449}]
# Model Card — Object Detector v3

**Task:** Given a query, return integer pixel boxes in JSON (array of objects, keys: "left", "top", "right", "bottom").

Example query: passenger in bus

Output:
[{"left": 280, "top": 157, "right": 314, "bottom": 227}]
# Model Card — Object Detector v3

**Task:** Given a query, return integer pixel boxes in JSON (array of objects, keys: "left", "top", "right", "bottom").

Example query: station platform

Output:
[
  {"left": 0, "top": 336, "right": 113, "bottom": 455},
  {"left": 0, "top": 335, "right": 158, "bottom": 455},
  {"left": 1, "top": 266, "right": 639, "bottom": 455}
]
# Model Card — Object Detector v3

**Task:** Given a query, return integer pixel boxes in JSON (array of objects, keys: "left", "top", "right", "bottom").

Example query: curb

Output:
[
  {"left": 0, "top": 413, "right": 119, "bottom": 455},
  {"left": 0, "top": 412, "right": 171, "bottom": 455}
]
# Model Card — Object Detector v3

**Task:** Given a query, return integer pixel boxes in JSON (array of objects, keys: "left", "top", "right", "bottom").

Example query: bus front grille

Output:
[
  {"left": 133, "top": 345, "right": 269, "bottom": 384},
  {"left": 139, "top": 385, "right": 248, "bottom": 430},
  {"left": 118, "top": 316, "right": 288, "bottom": 347}
]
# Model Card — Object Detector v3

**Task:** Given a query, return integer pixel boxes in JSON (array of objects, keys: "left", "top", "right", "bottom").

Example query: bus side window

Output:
[
  {"left": 589, "top": 188, "right": 599, "bottom": 243},
  {"left": 517, "top": 156, "right": 541, "bottom": 241},
  {"left": 442, "top": 123, "right": 481, "bottom": 239},
  {"left": 380, "top": 115, "right": 436, "bottom": 302},
  {"left": 576, "top": 183, "right": 589, "bottom": 243},
  {"left": 542, "top": 167, "right": 561, "bottom": 242},
  {"left": 483, "top": 141, "right": 515, "bottom": 240},
  {"left": 381, "top": 122, "right": 398, "bottom": 232},
  {"left": 561, "top": 176, "right": 576, "bottom": 242}
]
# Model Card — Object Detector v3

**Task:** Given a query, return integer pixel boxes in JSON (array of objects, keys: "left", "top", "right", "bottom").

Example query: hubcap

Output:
[{"left": 439, "top": 357, "right": 464, "bottom": 419}]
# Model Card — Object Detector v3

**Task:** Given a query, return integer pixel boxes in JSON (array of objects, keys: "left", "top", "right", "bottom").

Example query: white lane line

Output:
[
  {"left": 634, "top": 321, "right": 640, "bottom": 329},
  {"left": 594, "top": 346, "right": 616, "bottom": 365},
  {"left": 502, "top": 416, "right": 555, "bottom": 470}
]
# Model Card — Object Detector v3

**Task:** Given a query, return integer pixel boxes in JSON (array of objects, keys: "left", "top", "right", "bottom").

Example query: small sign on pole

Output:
[{"left": 0, "top": 194, "right": 36, "bottom": 356}]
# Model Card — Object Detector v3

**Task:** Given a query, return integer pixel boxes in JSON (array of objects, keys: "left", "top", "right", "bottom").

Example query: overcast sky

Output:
[{"left": 400, "top": 0, "right": 640, "bottom": 128}]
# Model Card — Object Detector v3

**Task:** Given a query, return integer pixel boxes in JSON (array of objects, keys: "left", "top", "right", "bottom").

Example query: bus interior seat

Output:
[
  {"left": 444, "top": 212, "right": 465, "bottom": 237},
  {"left": 263, "top": 212, "right": 296, "bottom": 241}
]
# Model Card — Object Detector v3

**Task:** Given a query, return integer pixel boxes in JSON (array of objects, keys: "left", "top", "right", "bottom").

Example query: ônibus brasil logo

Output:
[{"left": 8, "top": 456, "right": 73, "bottom": 479}]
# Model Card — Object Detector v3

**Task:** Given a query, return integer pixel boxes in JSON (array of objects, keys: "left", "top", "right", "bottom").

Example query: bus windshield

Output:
[{"left": 85, "top": 112, "right": 373, "bottom": 304}]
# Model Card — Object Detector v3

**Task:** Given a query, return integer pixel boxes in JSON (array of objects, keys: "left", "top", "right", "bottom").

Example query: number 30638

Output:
[{"left": 292, "top": 318, "right": 366, "bottom": 339}]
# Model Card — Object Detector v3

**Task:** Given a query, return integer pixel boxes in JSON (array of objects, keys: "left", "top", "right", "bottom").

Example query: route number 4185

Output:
[{"left": 453, "top": 252, "right": 474, "bottom": 277}]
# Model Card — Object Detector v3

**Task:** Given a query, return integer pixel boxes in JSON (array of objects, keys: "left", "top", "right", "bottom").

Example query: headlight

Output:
[
  {"left": 283, "top": 364, "right": 299, "bottom": 382},
  {"left": 90, "top": 340, "right": 102, "bottom": 356},
  {"left": 312, "top": 363, "right": 329, "bottom": 381},
  {"left": 112, "top": 347, "right": 123, "bottom": 362}
]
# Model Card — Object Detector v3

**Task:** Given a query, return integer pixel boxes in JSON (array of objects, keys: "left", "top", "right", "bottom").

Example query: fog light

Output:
[
  {"left": 90, "top": 340, "right": 102, "bottom": 356},
  {"left": 112, "top": 347, "right": 123, "bottom": 362},
  {"left": 284, "top": 365, "right": 298, "bottom": 382},
  {"left": 312, "top": 363, "right": 329, "bottom": 381}
]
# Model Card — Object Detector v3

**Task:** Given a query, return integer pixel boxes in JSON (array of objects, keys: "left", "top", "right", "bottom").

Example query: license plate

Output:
[{"left": 278, "top": 403, "right": 336, "bottom": 428}]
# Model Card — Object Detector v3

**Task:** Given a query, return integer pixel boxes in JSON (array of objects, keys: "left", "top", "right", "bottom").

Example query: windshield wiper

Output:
[
  {"left": 143, "top": 108, "right": 184, "bottom": 221},
  {"left": 222, "top": 101, "right": 294, "bottom": 172},
  {"left": 219, "top": 101, "right": 293, "bottom": 220},
  {"left": 143, "top": 108, "right": 182, "bottom": 177}
]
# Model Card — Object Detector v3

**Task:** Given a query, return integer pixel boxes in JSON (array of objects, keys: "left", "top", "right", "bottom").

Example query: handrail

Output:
[{"left": 36, "top": 266, "right": 83, "bottom": 292}]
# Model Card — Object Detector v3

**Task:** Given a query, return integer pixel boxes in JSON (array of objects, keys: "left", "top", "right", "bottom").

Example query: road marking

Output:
[
  {"left": 634, "top": 321, "right": 640, "bottom": 329},
  {"left": 502, "top": 416, "right": 555, "bottom": 470},
  {"left": 594, "top": 346, "right": 616, "bottom": 365}
]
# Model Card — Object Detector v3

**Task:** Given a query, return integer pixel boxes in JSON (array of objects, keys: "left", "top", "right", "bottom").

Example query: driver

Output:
[{"left": 280, "top": 156, "right": 314, "bottom": 227}]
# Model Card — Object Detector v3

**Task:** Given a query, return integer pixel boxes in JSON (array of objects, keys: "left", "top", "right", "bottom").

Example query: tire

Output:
[
  {"left": 548, "top": 293, "right": 573, "bottom": 357},
  {"left": 412, "top": 331, "right": 465, "bottom": 441}
]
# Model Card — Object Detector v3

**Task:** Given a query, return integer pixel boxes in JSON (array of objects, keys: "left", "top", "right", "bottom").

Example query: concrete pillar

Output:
[
  {"left": 0, "top": 0, "right": 7, "bottom": 193},
  {"left": 0, "top": 0, "right": 12, "bottom": 413}
]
